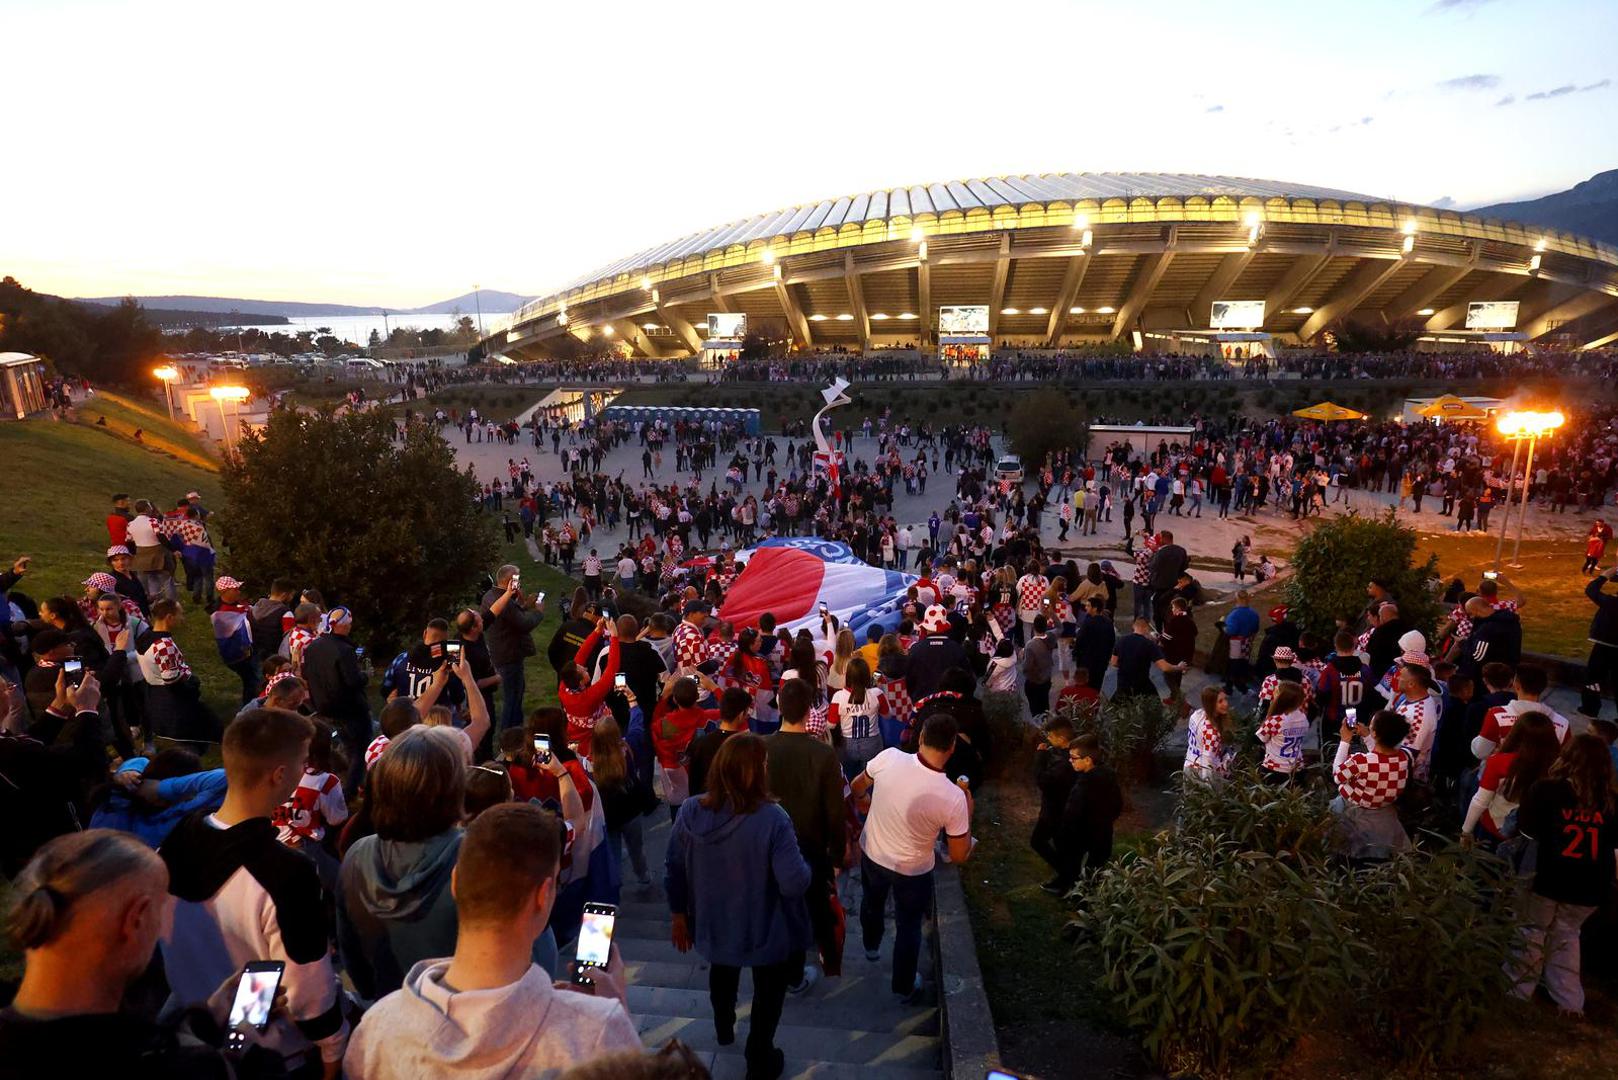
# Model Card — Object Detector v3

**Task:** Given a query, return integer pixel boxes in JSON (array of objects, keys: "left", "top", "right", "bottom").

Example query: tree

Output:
[
  {"left": 1324, "top": 315, "right": 1425, "bottom": 354},
  {"left": 215, "top": 409, "right": 499, "bottom": 656},
  {"left": 368, "top": 329, "right": 382, "bottom": 348},
  {"left": 1006, "top": 393, "right": 1088, "bottom": 469},
  {"left": 1283, "top": 510, "right": 1439, "bottom": 638}
]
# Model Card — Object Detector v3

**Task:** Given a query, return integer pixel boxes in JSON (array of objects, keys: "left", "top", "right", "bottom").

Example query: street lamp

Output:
[
  {"left": 209, "top": 384, "right": 251, "bottom": 454},
  {"left": 473, "top": 284, "right": 484, "bottom": 339},
  {"left": 1493, "top": 409, "right": 1565, "bottom": 571},
  {"left": 153, "top": 365, "right": 179, "bottom": 421}
]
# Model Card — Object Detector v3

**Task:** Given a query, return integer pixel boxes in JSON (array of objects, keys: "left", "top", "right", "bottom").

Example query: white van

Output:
[{"left": 994, "top": 454, "right": 1024, "bottom": 486}]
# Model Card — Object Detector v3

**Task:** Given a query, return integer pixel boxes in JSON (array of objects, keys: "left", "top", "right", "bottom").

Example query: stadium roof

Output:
[{"left": 493, "top": 171, "right": 1618, "bottom": 355}]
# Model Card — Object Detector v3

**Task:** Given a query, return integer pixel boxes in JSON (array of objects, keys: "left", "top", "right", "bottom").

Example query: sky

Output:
[{"left": 5, "top": 0, "right": 1616, "bottom": 308}]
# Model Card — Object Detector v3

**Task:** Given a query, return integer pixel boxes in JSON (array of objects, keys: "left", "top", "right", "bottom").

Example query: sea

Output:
[{"left": 207, "top": 311, "right": 514, "bottom": 348}]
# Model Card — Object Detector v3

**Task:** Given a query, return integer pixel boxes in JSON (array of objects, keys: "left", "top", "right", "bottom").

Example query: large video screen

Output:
[
  {"left": 707, "top": 313, "right": 747, "bottom": 340},
  {"left": 1210, "top": 300, "right": 1265, "bottom": 329},
  {"left": 938, "top": 305, "right": 990, "bottom": 335},
  {"left": 1465, "top": 301, "right": 1519, "bottom": 330}
]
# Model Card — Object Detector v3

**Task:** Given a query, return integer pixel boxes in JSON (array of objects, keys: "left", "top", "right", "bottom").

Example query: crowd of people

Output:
[{"left": 7, "top": 364, "right": 1618, "bottom": 1075}]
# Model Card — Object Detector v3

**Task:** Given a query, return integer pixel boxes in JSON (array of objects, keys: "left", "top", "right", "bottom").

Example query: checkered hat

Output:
[
  {"left": 106, "top": 545, "right": 131, "bottom": 559},
  {"left": 82, "top": 571, "right": 118, "bottom": 592},
  {"left": 215, "top": 575, "right": 244, "bottom": 591},
  {"left": 1272, "top": 646, "right": 1296, "bottom": 663},
  {"left": 1400, "top": 650, "right": 1431, "bottom": 668}
]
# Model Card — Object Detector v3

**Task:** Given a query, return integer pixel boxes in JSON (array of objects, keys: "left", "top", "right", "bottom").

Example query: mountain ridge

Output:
[
  {"left": 74, "top": 289, "right": 533, "bottom": 319},
  {"left": 1469, "top": 168, "right": 1618, "bottom": 247}
]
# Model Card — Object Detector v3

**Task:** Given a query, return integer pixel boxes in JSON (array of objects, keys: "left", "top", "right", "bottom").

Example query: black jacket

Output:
[
  {"left": 1035, "top": 744, "right": 1076, "bottom": 823},
  {"left": 903, "top": 634, "right": 969, "bottom": 702},
  {"left": 1058, "top": 764, "right": 1123, "bottom": 865},
  {"left": 480, "top": 587, "right": 544, "bottom": 668},
  {"left": 0, "top": 711, "right": 106, "bottom": 878},
  {"left": 302, "top": 633, "right": 368, "bottom": 720},
  {"left": 1587, "top": 576, "right": 1618, "bottom": 648},
  {"left": 1146, "top": 544, "right": 1189, "bottom": 591},
  {"left": 1460, "top": 608, "right": 1523, "bottom": 677},
  {"left": 1073, "top": 612, "right": 1117, "bottom": 672},
  {"left": 0, "top": 1009, "right": 247, "bottom": 1080}
]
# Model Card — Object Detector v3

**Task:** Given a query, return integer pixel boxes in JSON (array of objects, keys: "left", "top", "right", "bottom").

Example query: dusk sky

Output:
[{"left": 6, "top": 0, "right": 1616, "bottom": 307}]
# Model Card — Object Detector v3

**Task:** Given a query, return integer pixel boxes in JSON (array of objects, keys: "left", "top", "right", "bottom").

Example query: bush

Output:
[
  {"left": 1074, "top": 834, "right": 1366, "bottom": 1075},
  {"left": 1051, "top": 693, "right": 1176, "bottom": 781},
  {"left": 1176, "top": 766, "right": 1339, "bottom": 864},
  {"left": 1342, "top": 848, "right": 1519, "bottom": 1067},
  {"left": 1007, "top": 393, "right": 1088, "bottom": 471},
  {"left": 1283, "top": 510, "right": 1439, "bottom": 640}
]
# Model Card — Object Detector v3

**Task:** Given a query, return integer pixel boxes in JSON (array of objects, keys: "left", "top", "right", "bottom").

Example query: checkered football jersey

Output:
[
  {"left": 1448, "top": 597, "right": 1519, "bottom": 642},
  {"left": 1016, "top": 574, "right": 1049, "bottom": 615},
  {"left": 1258, "top": 673, "right": 1314, "bottom": 710},
  {"left": 1133, "top": 537, "right": 1159, "bottom": 587},
  {"left": 1257, "top": 710, "right": 1309, "bottom": 773},
  {"left": 674, "top": 620, "right": 709, "bottom": 670},
  {"left": 1334, "top": 749, "right": 1409, "bottom": 808},
  {"left": 140, "top": 633, "right": 192, "bottom": 685}
]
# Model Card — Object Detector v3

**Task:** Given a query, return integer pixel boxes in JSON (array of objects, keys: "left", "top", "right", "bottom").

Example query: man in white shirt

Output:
[
  {"left": 850, "top": 714, "right": 973, "bottom": 1001},
  {"left": 344, "top": 803, "right": 637, "bottom": 1078},
  {"left": 896, "top": 525, "right": 914, "bottom": 570}
]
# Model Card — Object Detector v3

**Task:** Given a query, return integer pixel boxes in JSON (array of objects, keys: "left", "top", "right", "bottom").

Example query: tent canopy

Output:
[
  {"left": 1292, "top": 401, "right": 1367, "bottom": 421},
  {"left": 1415, "top": 394, "right": 1489, "bottom": 420}
]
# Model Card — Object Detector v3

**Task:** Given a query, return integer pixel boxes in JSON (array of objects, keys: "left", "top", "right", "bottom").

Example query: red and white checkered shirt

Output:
[
  {"left": 1258, "top": 672, "right": 1314, "bottom": 710},
  {"left": 709, "top": 639, "right": 738, "bottom": 673},
  {"left": 1133, "top": 538, "right": 1158, "bottom": 587},
  {"left": 284, "top": 626, "right": 317, "bottom": 675},
  {"left": 1016, "top": 575, "right": 1049, "bottom": 615},
  {"left": 140, "top": 632, "right": 192, "bottom": 685},
  {"left": 171, "top": 517, "right": 211, "bottom": 548},
  {"left": 1334, "top": 749, "right": 1409, "bottom": 808},
  {"left": 674, "top": 620, "right": 709, "bottom": 670},
  {"left": 1448, "top": 598, "right": 1519, "bottom": 642}
]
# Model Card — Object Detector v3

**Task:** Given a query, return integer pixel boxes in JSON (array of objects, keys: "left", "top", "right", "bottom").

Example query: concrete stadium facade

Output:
[{"left": 488, "top": 172, "right": 1618, "bottom": 358}]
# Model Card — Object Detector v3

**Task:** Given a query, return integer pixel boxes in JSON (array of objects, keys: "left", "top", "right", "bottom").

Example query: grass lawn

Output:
[{"left": 1413, "top": 529, "right": 1595, "bottom": 660}]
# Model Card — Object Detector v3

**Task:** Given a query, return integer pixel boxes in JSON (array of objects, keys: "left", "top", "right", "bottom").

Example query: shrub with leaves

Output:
[
  {"left": 1283, "top": 509, "right": 1439, "bottom": 639},
  {"left": 1341, "top": 848, "right": 1519, "bottom": 1067},
  {"left": 1051, "top": 693, "right": 1177, "bottom": 781},
  {"left": 1176, "top": 765, "right": 1340, "bottom": 864},
  {"left": 1073, "top": 834, "right": 1366, "bottom": 1075}
]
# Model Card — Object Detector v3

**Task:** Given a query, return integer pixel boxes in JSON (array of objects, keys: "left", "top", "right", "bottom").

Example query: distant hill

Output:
[
  {"left": 74, "top": 288, "right": 535, "bottom": 319},
  {"left": 1471, "top": 168, "right": 1618, "bottom": 246},
  {"left": 122, "top": 306, "right": 289, "bottom": 329}
]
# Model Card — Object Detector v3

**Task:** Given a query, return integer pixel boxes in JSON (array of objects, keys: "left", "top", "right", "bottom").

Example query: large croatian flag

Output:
[{"left": 720, "top": 538, "right": 915, "bottom": 638}]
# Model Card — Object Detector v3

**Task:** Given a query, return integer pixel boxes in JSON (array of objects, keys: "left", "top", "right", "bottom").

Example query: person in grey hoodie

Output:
[
  {"left": 667, "top": 733, "right": 811, "bottom": 1080},
  {"left": 344, "top": 802, "right": 639, "bottom": 1080}
]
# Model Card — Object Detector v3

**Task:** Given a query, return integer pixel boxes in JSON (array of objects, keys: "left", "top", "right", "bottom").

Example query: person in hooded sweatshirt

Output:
[
  {"left": 667, "top": 733, "right": 812, "bottom": 1080},
  {"left": 337, "top": 726, "right": 578, "bottom": 1002},
  {"left": 159, "top": 706, "right": 349, "bottom": 1077},
  {"left": 344, "top": 802, "right": 639, "bottom": 1080}
]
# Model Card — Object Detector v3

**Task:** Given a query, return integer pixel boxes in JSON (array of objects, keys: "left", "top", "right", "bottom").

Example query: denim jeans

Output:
[
  {"left": 497, "top": 661, "right": 527, "bottom": 731},
  {"left": 860, "top": 852, "right": 934, "bottom": 995}
]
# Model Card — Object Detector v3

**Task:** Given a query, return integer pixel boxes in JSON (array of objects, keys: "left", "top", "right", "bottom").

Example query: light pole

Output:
[
  {"left": 1493, "top": 410, "right": 1565, "bottom": 572},
  {"left": 473, "top": 284, "right": 485, "bottom": 339},
  {"left": 153, "top": 365, "right": 178, "bottom": 421},
  {"left": 209, "top": 385, "right": 250, "bottom": 455}
]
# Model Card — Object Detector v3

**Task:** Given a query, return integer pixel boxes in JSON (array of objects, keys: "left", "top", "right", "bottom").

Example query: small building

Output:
[{"left": 0, "top": 353, "right": 49, "bottom": 419}]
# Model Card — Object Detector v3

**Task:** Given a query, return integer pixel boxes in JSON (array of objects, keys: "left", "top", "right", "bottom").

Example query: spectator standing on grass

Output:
[
  {"left": 1508, "top": 734, "right": 1618, "bottom": 1017},
  {"left": 344, "top": 803, "right": 638, "bottom": 1079},
  {"left": 480, "top": 565, "right": 545, "bottom": 733},
  {"left": 850, "top": 713, "right": 973, "bottom": 1001},
  {"left": 1031, "top": 714, "right": 1077, "bottom": 891},
  {"left": 136, "top": 597, "right": 220, "bottom": 750},
  {"left": 302, "top": 605, "right": 370, "bottom": 795},
  {"left": 667, "top": 734, "right": 811, "bottom": 1080},
  {"left": 1183, "top": 686, "right": 1235, "bottom": 785},
  {"left": 1049, "top": 733, "right": 1123, "bottom": 893},
  {"left": 1257, "top": 682, "right": 1309, "bottom": 785},
  {"left": 1329, "top": 709, "right": 1412, "bottom": 858}
]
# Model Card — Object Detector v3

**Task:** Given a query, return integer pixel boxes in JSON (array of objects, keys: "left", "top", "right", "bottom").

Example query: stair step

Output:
[
  {"left": 635, "top": 1013, "right": 941, "bottom": 1068},
  {"left": 707, "top": 1052, "right": 946, "bottom": 1080},
  {"left": 627, "top": 985, "right": 940, "bottom": 1036},
  {"left": 624, "top": 959, "right": 915, "bottom": 999}
]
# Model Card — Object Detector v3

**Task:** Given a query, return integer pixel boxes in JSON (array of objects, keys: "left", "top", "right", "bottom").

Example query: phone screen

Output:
[
  {"left": 575, "top": 904, "right": 616, "bottom": 973},
  {"left": 63, "top": 659, "right": 83, "bottom": 675},
  {"left": 227, "top": 961, "right": 285, "bottom": 1032},
  {"left": 532, "top": 734, "right": 551, "bottom": 761},
  {"left": 614, "top": 673, "right": 627, "bottom": 689},
  {"left": 445, "top": 642, "right": 462, "bottom": 658},
  {"left": 536, "top": 592, "right": 546, "bottom": 604}
]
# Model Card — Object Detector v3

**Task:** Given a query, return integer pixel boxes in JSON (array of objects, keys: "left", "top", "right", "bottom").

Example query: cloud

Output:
[
  {"left": 1495, "top": 95, "right": 1515, "bottom": 107},
  {"left": 1435, "top": 73, "right": 1500, "bottom": 91},
  {"left": 1204, "top": 104, "right": 1224, "bottom": 113},
  {"left": 1431, "top": 196, "right": 1458, "bottom": 209},
  {"left": 1426, "top": 0, "right": 1494, "bottom": 11},
  {"left": 1523, "top": 79, "right": 1610, "bottom": 101},
  {"left": 1326, "top": 116, "right": 1376, "bottom": 134}
]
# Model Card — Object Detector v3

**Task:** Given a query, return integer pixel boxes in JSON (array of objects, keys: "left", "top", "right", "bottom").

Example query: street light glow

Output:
[
  {"left": 153, "top": 365, "right": 178, "bottom": 381},
  {"left": 1495, "top": 410, "right": 1565, "bottom": 438},
  {"left": 208, "top": 385, "right": 250, "bottom": 402}
]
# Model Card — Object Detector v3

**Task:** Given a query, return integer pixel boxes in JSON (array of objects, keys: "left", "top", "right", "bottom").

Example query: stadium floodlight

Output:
[
  {"left": 1096, "top": 306, "right": 1116, "bottom": 314},
  {"left": 1417, "top": 308, "right": 1435, "bottom": 316},
  {"left": 1029, "top": 307, "right": 1048, "bottom": 315},
  {"left": 808, "top": 314, "right": 828, "bottom": 321},
  {"left": 898, "top": 312, "right": 917, "bottom": 320},
  {"left": 1533, "top": 237, "right": 1548, "bottom": 253},
  {"left": 760, "top": 248, "right": 776, "bottom": 266},
  {"left": 870, "top": 313, "right": 890, "bottom": 320},
  {"left": 1000, "top": 308, "right": 1020, "bottom": 316},
  {"left": 1401, "top": 219, "right": 1418, "bottom": 235},
  {"left": 1292, "top": 307, "right": 1313, "bottom": 315},
  {"left": 1072, "top": 213, "right": 1089, "bottom": 231},
  {"left": 910, "top": 226, "right": 925, "bottom": 243},
  {"left": 835, "top": 313, "right": 854, "bottom": 321},
  {"left": 641, "top": 275, "right": 652, "bottom": 291},
  {"left": 1070, "top": 307, "right": 1085, "bottom": 314},
  {"left": 602, "top": 324, "right": 614, "bottom": 337}
]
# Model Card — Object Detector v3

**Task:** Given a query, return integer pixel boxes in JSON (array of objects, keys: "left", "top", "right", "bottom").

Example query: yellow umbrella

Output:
[
  {"left": 1415, "top": 394, "right": 1489, "bottom": 420},
  {"left": 1292, "top": 401, "right": 1367, "bottom": 421}
]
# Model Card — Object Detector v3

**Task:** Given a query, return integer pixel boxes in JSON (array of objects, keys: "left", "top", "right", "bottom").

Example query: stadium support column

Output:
[
  {"left": 613, "top": 320, "right": 664, "bottom": 359},
  {"left": 1384, "top": 259, "right": 1476, "bottom": 321},
  {"left": 653, "top": 294, "right": 704, "bottom": 355},
  {"left": 1424, "top": 274, "right": 1525, "bottom": 331},
  {"left": 1298, "top": 257, "right": 1406, "bottom": 340},
  {"left": 1264, "top": 248, "right": 1332, "bottom": 320},
  {"left": 1189, "top": 250, "right": 1254, "bottom": 326},
  {"left": 708, "top": 274, "right": 734, "bottom": 313},
  {"left": 773, "top": 273, "right": 813, "bottom": 350},
  {"left": 843, "top": 254, "right": 871, "bottom": 353},
  {"left": 917, "top": 259, "right": 933, "bottom": 351},
  {"left": 1521, "top": 291, "right": 1618, "bottom": 341},
  {"left": 1111, "top": 246, "right": 1174, "bottom": 341},
  {"left": 1045, "top": 252, "right": 1092, "bottom": 347},
  {"left": 986, "top": 234, "right": 1012, "bottom": 339}
]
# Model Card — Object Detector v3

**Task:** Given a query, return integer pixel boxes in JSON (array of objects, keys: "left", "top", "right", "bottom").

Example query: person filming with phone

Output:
[
  {"left": 480, "top": 565, "right": 546, "bottom": 735},
  {"left": 344, "top": 803, "right": 639, "bottom": 1079}
]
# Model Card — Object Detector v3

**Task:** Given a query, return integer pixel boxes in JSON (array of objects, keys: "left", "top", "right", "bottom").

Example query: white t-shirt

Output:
[{"left": 860, "top": 748, "right": 970, "bottom": 876}]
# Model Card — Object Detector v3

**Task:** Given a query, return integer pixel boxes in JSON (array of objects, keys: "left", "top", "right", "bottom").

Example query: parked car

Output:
[{"left": 994, "top": 454, "right": 1024, "bottom": 487}]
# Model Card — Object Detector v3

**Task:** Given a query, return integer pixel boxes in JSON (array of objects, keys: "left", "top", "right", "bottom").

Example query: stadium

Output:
[{"left": 487, "top": 172, "right": 1618, "bottom": 363}]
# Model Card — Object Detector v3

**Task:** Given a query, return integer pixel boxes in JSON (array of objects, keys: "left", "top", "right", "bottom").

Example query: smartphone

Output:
[
  {"left": 819, "top": 602, "right": 829, "bottom": 615},
  {"left": 62, "top": 658, "right": 84, "bottom": 684},
  {"left": 536, "top": 591, "right": 546, "bottom": 605},
  {"left": 573, "top": 902, "right": 617, "bottom": 984},
  {"left": 614, "top": 673, "right": 628, "bottom": 689},
  {"left": 511, "top": 575, "right": 521, "bottom": 588},
  {"left": 1345, "top": 708, "right": 1358, "bottom": 729},
  {"left": 355, "top": 646, "right": 366, "bottom": 660},
  {"left": 444, "top": 641, "right": 463, "bottom": 660},
  {"left": 1482, "top": 570, "right": 1499, "bottom": 581},
  {"left": 532, "top": 733, "right": 552, "bottom": 763},
  {"left": 225, "top": 959, "right": 285, "bottom": 1045}
]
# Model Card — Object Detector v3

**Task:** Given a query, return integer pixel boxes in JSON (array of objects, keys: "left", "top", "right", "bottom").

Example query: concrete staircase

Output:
[{"left": 615, "top": 815, "right": 946, "bottom": 1079}]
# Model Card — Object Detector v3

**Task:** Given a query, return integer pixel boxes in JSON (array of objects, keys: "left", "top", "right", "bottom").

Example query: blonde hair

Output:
[
  {"left": 6, "top": 830, "right": 162, "bottom": 951},
  {"left": 832, "top": 629, "right": 858, "bottom": 674},
  {"left": 424, "top": 705, "right": 456, "bottom": 728},
  {"left": 591, "top": 716, "right": 629, "bottom": 789}
]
